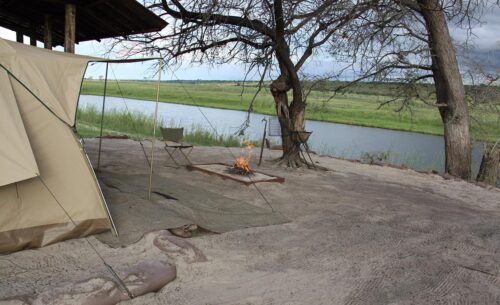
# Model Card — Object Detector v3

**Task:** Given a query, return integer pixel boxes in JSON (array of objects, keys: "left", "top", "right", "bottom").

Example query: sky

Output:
[{"left": 0, "top": 7, "right": 498, "bottom": 81}]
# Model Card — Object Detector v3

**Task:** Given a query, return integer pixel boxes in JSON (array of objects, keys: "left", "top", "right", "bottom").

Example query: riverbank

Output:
[
  {"left": 2, "top": 140, "right": 500, "bottom": 304},
  {"left": 75, "top": 97, "right": 489, "bottom": 175},
  {"left": 76, "top": 105, "right": 248, "bottom": 147},
  {"left": 80, "top": 80, "right": 500, "bottom": 142}
]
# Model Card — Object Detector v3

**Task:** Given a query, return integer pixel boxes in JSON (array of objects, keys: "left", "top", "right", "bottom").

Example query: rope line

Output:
[
  {"left": 165, "top": 66, "right": 278, "bottom": 214},
  {"left": 0, "top": 64, "right": 70, "bottom": 128},
  {"left": 37, "top": 176, "right": 135, "bottom": 299},
  {"left": 98, "top": 62, "right": 278, "bottom": 214},
  {"left": 92, "top": 63, "right": 278, "bottom": 217},
  {"left": 109, "top": 65, "right": 156, "bottom": 167}
]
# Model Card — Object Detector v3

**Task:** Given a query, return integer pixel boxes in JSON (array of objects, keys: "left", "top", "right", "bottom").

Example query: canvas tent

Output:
[{"left": 0, "top": 38, "right": 117, "bottom": 253}]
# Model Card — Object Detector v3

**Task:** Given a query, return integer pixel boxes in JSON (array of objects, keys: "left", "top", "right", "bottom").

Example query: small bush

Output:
[{"left": 361, "top": 151, "right": 390, "bottom": 164}]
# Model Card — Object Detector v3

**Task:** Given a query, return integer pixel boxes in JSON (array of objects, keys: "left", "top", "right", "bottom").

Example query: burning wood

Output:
[
  {"left": 230, "top": 141, "right": 255, "bottom": 175},
  {"left": 233, "top": 156, "right": 252, "bottom": 175}
]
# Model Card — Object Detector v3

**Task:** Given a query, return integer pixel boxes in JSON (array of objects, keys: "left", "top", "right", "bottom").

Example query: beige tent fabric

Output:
[
  {"left": 0, "top": 40, "right": 111, "bottom": 253},
  {"left": 0, "top": 39, "right": 95, "bottom": 126},
  {"left": 0, "top": 69, "right": 39, "bottom": 187}
]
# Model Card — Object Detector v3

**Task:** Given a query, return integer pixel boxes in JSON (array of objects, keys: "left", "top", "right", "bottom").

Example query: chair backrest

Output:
[
  {"left": 268, "top": 117, "right": 281, "bottom": 136},
  {"left": 161, "top": 127, "right": 184, "bottom": 142}
]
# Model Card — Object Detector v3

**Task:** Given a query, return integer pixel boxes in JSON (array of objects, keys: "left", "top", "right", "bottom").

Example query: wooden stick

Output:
[{"left": 148, "top": 59, "right": 163, "bottom": 200}]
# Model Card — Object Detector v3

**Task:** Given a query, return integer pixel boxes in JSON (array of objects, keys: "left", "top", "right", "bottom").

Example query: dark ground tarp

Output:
[{"left": 96, "top": 172, "right": 288, "bottom": 246}]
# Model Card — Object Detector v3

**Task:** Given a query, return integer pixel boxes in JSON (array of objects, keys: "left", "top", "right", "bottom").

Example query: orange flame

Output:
[
  {"left": 234, "top": 156, "right": 252, "bottom": 174},
  {"left": 233, "top": 141, "right": 255, "bottom": 174}
]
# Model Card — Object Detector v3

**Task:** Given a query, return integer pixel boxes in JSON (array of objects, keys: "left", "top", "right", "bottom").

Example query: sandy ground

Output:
[{"left": 2, "top": 138, "right": 500, "bottom": 305}]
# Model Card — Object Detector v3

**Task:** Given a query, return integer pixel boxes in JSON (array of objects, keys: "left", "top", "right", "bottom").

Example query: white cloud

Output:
[{"left": 450, "top": 7, "right": 500, "bottom": 52}]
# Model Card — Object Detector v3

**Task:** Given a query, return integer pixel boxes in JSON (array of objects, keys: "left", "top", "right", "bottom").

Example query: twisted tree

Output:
[{"left": 119, "top": 0, "right": 365, "bottom": 167}]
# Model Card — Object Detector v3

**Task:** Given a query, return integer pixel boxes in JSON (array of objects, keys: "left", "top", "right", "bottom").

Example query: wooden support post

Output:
[
  {"left": 16, "top": 32, "right": 23, "bottom": 43},
  {"left": 29, "top": 24, "right": 36, "bottom": 46},
  {"left": 64, "top": 3, "right": 76, "bottom": 53},
  {"left": 44, "top": 15, "right": 53, "bottom": 49}
]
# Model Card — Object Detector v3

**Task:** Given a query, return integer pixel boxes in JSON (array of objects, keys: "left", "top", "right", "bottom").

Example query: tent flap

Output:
[
  {"left": 0, "top": 39, "right": 95, "bottom": 125},
  {"left": 0, "top": 218, "right": 109, "bottom": 253},
  {"left": 0, "top": 69, "right": 39, "bottom": 187}
]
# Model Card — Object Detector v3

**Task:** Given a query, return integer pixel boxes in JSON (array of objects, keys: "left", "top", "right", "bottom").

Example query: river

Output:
[{"left": 78, "top": 95, "right": 486, "bottom": 176}]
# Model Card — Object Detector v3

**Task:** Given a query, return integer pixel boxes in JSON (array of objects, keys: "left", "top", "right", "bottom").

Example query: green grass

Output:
[
  {"left": 80, "top": 80, "right": 500, "bottom": 142},
  {"left": 76, "top": 106, "right": 245, "bottom": 147}
]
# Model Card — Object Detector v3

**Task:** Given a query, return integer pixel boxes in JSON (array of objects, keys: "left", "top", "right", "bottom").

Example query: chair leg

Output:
[
  {"left": 164, "top": 146, "right": 180, "bottom": 166},
  {"left": 185, "top": 146, "right": 193, "bottom": 156},
  {"left": 179, "top": 147, "right": 193, "bottom": 165}
]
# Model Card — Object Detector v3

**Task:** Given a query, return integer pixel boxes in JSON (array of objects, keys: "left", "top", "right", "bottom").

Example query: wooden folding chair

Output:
[{"left": 160, "top": 127, "right": 193, "bottom": 165}]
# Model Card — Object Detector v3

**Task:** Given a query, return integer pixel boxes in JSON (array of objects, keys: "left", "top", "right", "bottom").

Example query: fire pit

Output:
[
  {"left": 188, "top": 141, "right": 284, "bottom": 185},
  {"left": 187, "top": 163, "right": 284, "bottom": 185}
]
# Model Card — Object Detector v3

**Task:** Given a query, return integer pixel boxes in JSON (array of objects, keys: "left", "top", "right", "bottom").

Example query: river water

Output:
[{"left": 78, "top": 95, "right": 486, "bottom": 175}]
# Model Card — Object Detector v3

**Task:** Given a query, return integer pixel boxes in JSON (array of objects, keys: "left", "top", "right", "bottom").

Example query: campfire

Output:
[
  {"left": 230, "top": 141, "right": 255, "bottom": 175},
  {"left": 188, "top": 139, "right": 285, "bottom": 184},
  {"left": 233, "top": 156, "right": 252, "bottom": 175}
]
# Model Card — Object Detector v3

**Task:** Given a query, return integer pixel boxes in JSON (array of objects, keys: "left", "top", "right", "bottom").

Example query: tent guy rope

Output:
[{"left": 164, "top": 66, "right": 279, "bottom": 214}]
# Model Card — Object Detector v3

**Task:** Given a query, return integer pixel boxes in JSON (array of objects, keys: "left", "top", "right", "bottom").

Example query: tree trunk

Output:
[
  {"left": 477, "top": 144, "right": 500, "bottom": 186},
  {"left": 270, "top": 76, "right": 305, "bottom": 167},
  {"left": 270, "top": 0, "right": 307, "bottom": 167},
  {"left": 419, "top": 0, "right": 471, "bottom": 180}
]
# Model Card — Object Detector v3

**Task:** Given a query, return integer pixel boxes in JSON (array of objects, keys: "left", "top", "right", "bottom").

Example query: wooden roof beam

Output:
[
  {"left": 64, "top": 3, "right": 75, "bottom": 53},
  {"left": 44, "top": 15, "right": 53, "bottom": 49}
]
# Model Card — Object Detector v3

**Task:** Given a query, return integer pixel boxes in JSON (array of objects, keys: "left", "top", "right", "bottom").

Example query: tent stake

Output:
[
  {"left": 96, "top": 62, "right": 109, "bottom": 173},
  {"left": 148, "top": 59, "right": 162, "bottom": 200}
]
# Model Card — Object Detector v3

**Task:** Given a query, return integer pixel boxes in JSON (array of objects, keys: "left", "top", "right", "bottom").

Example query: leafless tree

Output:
[
  {"left": 115, "top": 0, "right": 366, "bottom": 167},
  {"left": 335, "top": 0, "right": 498, "bottom": 179}
]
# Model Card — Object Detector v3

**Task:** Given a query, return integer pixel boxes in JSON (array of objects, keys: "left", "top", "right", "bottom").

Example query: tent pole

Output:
[
  {"left": 148, "top": 59, "right": 162, "bottom": 200},
  {"left": 97, "top": 63, "right": 109, "bottom": 173}
]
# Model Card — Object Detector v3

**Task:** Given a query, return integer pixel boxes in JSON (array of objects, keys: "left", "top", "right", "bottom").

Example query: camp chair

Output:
[
  {"left": 260, "top": 117, "right": 315, "bottom": 168},
  {"left": 161, "top": 127, "right": 193, "bottom": 165}
]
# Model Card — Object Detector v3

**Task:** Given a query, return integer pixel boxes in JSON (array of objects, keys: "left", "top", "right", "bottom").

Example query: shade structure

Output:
[
  {"left": 0, "top": 38, "right": 115, "bottom": 253},
  {"left": 0, "top": 0, "right": 167, "bottom": 46}
]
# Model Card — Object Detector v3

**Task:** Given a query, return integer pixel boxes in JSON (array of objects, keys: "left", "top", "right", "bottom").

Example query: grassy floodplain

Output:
[{"left": 80, "top": 80, "right": 500, "bottom": 142}]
